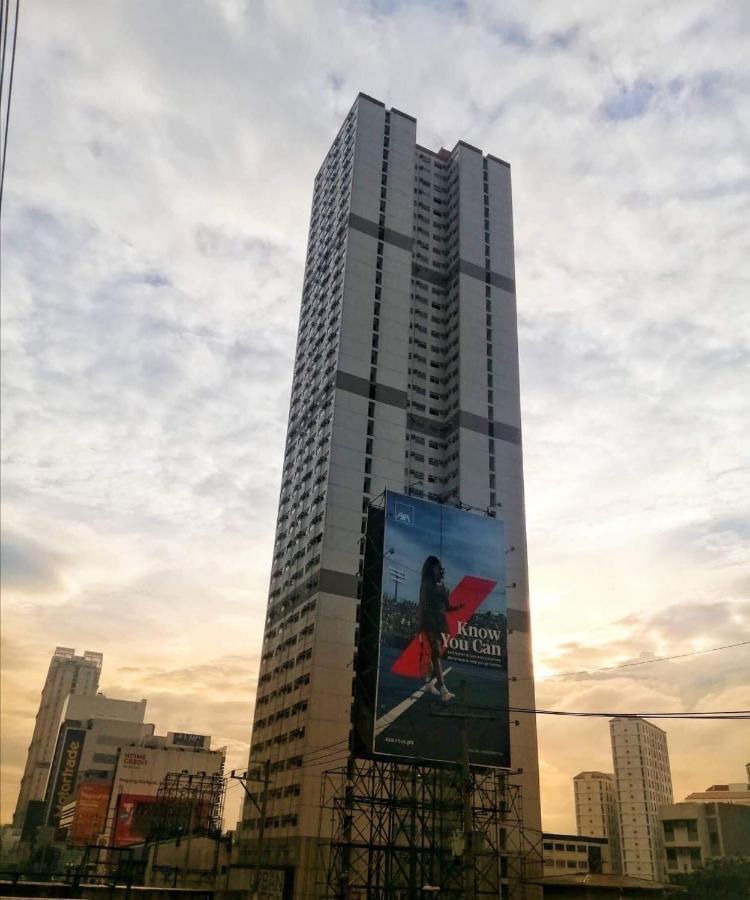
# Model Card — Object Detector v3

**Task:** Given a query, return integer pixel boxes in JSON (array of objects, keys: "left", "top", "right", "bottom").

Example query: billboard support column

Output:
[
  {"left": 432, "top": 684, "right": 496, "bottom": 900},
  {"left": 459, "top": 681, "right": 474, "bottom": 900}
]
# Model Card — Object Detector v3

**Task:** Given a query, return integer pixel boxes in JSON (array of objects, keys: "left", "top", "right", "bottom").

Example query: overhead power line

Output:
[
  {"left": 538, "top": 639, "right": 750, "bottom": 683},
  {"left": 0, "top": 0, "right": 20, "bottom": 215}
]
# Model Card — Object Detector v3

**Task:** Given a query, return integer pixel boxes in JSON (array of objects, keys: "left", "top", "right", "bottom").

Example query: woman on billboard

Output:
[{"left": 418, "top": 555, "right": 460, "bottom": 702}]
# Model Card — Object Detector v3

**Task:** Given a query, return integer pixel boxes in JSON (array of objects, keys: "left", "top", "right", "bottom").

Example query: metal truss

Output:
[
  {"left": 151, "top": 772, "right": 226, "bottom": 841},
  {"left": 319, "top": 757, "right": 533, "bottom": 900}
]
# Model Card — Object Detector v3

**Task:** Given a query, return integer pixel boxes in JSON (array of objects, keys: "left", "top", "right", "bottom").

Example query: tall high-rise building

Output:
[
  {"left": 610, "top": 717, "right": 674, "bottom": 882},
  {"left": 574, "top": 771, "right": 622, "bottom": 872},
  {"left": 12, "top": 647, "right": 102, "bottom": 828},
  {"left": 239, "top": 93, "right": 540, "bottom": 893}
]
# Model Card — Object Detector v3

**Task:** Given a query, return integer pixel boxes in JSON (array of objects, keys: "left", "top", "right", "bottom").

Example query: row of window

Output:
[
  {"left": 256, "top": 672, "right": 311, "bottom": 708},
  {"left": 244, "top": 814, "right": 298, "bottom": 830},
  {"left": 254, "top": 700, "right": 309, "bottom": 731},
  {"left": 258, "top": 647, "right": 312, "bottom": 682},
  {"left": 265, "top": 599, "right": 317, "bottom": 640},
  {"left": 250, "top": 725, "right": 306, "bottom": 756}
]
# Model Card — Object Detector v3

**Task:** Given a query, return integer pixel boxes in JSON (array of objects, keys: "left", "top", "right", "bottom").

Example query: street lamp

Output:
[{"left": 388, "top": 566, "right": 406, "bottom": 602}]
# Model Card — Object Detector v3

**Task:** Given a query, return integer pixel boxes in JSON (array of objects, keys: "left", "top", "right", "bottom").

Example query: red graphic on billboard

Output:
[
  {"left": 70, "top": 782, "right": 110, "bottom": 846},
  {"left": 390, "top": 576, "right": 496, "bottom": 677},
  {"left": 113, "top": 793, "right": 158, "bottom": 847}
]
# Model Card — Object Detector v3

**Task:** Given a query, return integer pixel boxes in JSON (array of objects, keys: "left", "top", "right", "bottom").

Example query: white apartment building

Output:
[
  {"left": 610, "top": 717, "right": 673, "bottom": 882},
  {"left": 238, "top": 92, "right": 541, "bottom": 896},
  {"left": 573, "top": 771, "right": 622, "bottom": 873},
  {"left": 13, "top": 647, "right": 103, "bottom": 828}
]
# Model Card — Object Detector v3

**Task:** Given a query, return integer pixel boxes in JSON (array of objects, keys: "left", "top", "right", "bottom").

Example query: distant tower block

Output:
[
  {"left": 574, "top": 771, "right": 622, "bottom": 873},
  {"left": 13, "top": 647, "right": 102, "bottom": 828},
  {"left": 610, "top": 717, "right": 674, "bottom": 881}
]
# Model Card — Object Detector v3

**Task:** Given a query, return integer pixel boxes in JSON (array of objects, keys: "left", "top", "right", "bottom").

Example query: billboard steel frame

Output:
[{"left": 319, "top": 757, "right": 531, "bottom": 900}]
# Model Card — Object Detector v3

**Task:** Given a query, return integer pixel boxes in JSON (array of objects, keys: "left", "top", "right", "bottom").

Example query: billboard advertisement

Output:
[
  {"left": 170, "top": 732, "right": 208, "bottom": 748},
  {"left": 69, "top": 781, "right": 111, "bottom": 846},
  {"left": 367, "top": 490, "right": 509, "bottom": 767},
  {"left": 113, "top": 793, "right": 159, "bottom": 847},
  {"left": 46, "top": 727, "right": 85, "bottom": 826},
  {"left": 105, "top": 745, "right": 225, "bottom": 845}
]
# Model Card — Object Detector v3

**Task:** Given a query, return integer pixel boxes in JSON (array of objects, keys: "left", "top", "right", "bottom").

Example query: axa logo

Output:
[{"left": 394, "top": 502, "right": 414, "bottom": 525}]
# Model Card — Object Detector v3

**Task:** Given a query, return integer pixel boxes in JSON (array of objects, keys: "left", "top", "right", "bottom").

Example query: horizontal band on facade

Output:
[
  {"left": 507, "top": 609, "right": 530, "bottom": 634},
  {"left": 336, "top": 370, "right": 408, "bottom": 409},
  {"left": 348, "top": 212, "right": 414, "bottom": 252},
  {"left": 458, "top": 259, "right": 516, "bottom": 295},
  {"left": 319, "top": 568, "right": 360, "bottom": 599},
  {"left": 336, "top": 371, "right": 522, "bottom": 446},
  {"left": 347, "top": 215, "right": 515, "bottom": 294}
]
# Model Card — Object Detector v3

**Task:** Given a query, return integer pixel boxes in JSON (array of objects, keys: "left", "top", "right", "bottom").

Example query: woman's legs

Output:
[{"left": 429, "top": 634, "right": 444, "bottom": 686}]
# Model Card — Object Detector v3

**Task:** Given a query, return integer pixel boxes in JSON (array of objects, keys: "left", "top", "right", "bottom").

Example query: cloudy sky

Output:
[{"left": 1, "top": 0, "right": 749, "bottom": 832}]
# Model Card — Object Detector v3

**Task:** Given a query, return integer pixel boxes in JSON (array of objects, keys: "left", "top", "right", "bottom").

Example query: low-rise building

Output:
[
  {"left": 102, "top": 732, "right": 226, "bottom": 847},
  {"left": 660, "top": 801, "right": 750, "bottom": 878},
  {"left": 543, "top": 832, "right": 612, "bottom": 876}
]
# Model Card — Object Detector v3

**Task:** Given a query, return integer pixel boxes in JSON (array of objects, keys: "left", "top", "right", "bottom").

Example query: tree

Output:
[{"left": 673, "top": 857, "right": 750, "bottom": 899}]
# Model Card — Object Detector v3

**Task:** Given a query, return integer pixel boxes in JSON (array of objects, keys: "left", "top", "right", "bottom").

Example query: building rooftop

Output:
[{"left": 528, "top": 872, "right": 678, "bottom": 892}]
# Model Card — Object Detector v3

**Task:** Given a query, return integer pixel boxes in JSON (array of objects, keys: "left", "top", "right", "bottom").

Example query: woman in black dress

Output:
[{"left": 417, "top": 555, "right": 459, "bottom": 701}]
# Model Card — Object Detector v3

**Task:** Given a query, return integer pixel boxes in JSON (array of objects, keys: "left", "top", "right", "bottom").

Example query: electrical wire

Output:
[
  {"left": 535, "top": 639, "right": 750, "bottom": 683},
  {"left": 0, "top": 1, "right": 10, "bottom": 103},
  {"left": 459, "top": 705, "right": 749, "bottom": 720},
  {"left": 0, "top": 0, "right": 19, "bottom": 214},
  {"left": 361, "top": 637, "right": 750, "bottom": 703}
]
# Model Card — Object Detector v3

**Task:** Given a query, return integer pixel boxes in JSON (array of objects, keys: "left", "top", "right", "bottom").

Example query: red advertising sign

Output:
[
  {"left": 70, "top": 781, "right": 110, "bottom": 846},
  {"left": 113, "top": 793, "right": 158, "bottom": 847}
]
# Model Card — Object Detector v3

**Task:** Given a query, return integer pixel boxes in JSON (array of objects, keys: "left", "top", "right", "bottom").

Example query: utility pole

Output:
[
  {"left": 430, "top": 681, "right": 496, "bottom": 900},
  {"left": 230, "top": 760, "right": 271, "bottom": 897}
]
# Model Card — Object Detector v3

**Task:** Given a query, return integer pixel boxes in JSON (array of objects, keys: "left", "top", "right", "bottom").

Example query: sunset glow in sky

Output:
[{"left": 1, "top": 0, "right": 749, "bottom": 832}]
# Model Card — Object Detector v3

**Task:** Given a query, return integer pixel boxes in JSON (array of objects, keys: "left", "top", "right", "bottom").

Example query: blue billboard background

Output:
[{"left": 373, "top": 491, "right": 510, "bottom": 767}]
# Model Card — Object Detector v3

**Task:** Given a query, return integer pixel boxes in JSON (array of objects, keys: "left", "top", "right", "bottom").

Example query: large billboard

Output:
[
  {"left": 69, "top": 781, "right": 111, "bottom": 846},
  {"left": 104, "top": 744, "right": 225, "bottom": 845},
  {"left": 46, "top": 727, "right": 86, "bottom": 826},
  {"left": 361, "top": 490, "right": 510, "bottom": 768},
  {"left": 113, "top": 793, "right": 159, "bottom": 847}
]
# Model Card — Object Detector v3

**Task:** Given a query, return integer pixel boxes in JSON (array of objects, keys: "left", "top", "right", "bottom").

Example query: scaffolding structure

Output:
[
  {"left": 150, "top": 772, "right": 226, "bottom": 842},
  {"left": 320, "top": 757, "right": 531, "bottom": 900}
]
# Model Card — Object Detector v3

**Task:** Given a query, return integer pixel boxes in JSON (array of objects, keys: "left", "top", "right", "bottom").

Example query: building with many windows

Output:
[
  {"left": 542, "top": 832, "right": 612, "bottom": 876},
  {"left": 610, "top": 717, "right": 673, "bottom": 881},
  {"left": 40, "top": 693, "right": 153, "bottom": 833},
  {"left": 574, "top": 771, "right": 622, "bottom": 872},
  {"left": 236, "top": 92, "right": 541, "bottom": 895},
  {"left": 12, "top": 647, "right": 103, "bottom": 829}
]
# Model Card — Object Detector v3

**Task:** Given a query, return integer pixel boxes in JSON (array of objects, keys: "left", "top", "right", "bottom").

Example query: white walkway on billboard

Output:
[{"left": 374, "top": 667, "right": 453, "bottom": 736}]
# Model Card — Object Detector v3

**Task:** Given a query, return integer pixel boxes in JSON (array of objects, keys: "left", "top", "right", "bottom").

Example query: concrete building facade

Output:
[
  {"left": 41, "top": 694, "right": 153, "bottom": 829},
  {"left": 238, "top": 93, "right": 541, "bottom": 894},
  {"left": 660, "top": 801, "right": 750, "bottom": 877},
  {"left": 102, "top": 735, "right": 226, "bottom": 847},
  {"left": 574, "top": 771, "right": 622, "bottom": 873},
  {"left": 12, "top": 647, "right": 103, "bottom": 828},
  {"left": 610, "top": 717, "right": 673, "bottom": 882},
  {"left": 542, "top": 832, "right": 611, "bottom": 876}
]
